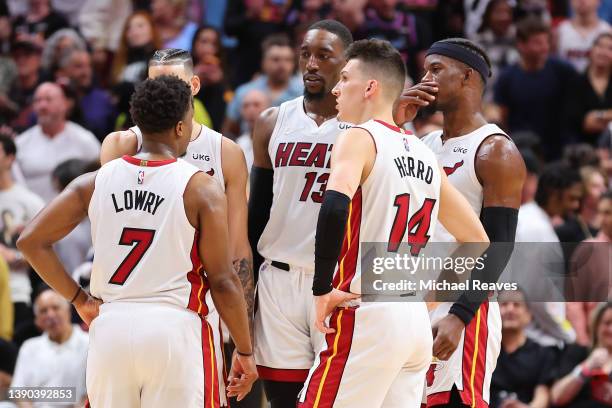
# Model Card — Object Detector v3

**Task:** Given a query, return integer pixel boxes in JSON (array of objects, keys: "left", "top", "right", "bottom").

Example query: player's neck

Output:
[
  {"left": 190, "top": 121, "right": 202, "bottom": 142},
  {"left": 138, "top": 139, "right": 180, "bottom": 161},
  {"left": 574, "top": 12, "right": 598, "bottom": 28},
  {"left": 501, "top": 329, "right": 526, "bottom": 353},
  {"left": 304, "top": 93, "right": 338, "bottom": 125},
  {"left": 0, "top": 170, "right": 13, "bottom": 191},
  {"left": 441, "top": 107, "right": 487, "bottom": 140},
  {"left": 355, "top": 103, "right": 395, "bottom": 126}
]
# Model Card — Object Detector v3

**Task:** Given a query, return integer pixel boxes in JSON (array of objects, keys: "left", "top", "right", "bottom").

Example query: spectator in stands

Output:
[
  {"left": 14, "top": 82, "right": 99, "bottom": 202},
  {"left": 599, "top": 124, "right": 612, "bottom": 184},
  {"left": 0, "top": 134, "right": 43, "bottom": 344},
  {"left": 564, "top": 32, "right": 612, "bottom": 146},
  {"left": 79, "top": 0, "right": 132, "bottom": 53},
  {"left": 237, "top": 88, "right": 270, "bottom": 174},
  {"left": 5, "top": 40, "right": 43, "bottom": 132},
  {"left": 224, "top": 0, "right": 290, "bottom": 87},
  {"left": 0, "top": 337, "right": 17, "bottom": 404},
  {"left": 494, "top": 16, "right": 576, "bottom": 160},
  {"left": 51, "top": 159, "right": 95, "bottom": 277},
  {"left": 556, "top": 166, "right": 606, "bottom": 243},
  {"left": 566, "top": 191, "right": 612, "bottom": 346},
  {"left": 110, "top": 11, "right": 161, "bottom": 86},
  {"left": 511, "top": 162, "right": 581, "bottom": 347},
  {"left": 56, "top": 48, "right": 116, "bottom": 141},
  {"left": 285, "top": 0, "right": 331, "bottom": 29},
  {"left": 472, "top": 0, "right": 520, "bottom": 101},
  {"left": 519, "top": 148, "right": 542, "bottom": 204},
  {"left": 10, "top": 289, "right": 88, "bottom": 406},
  {"left": 362, "top": 0, "right": 432, "bottom": 81},
  {"left": 12, "top": 0, "right": 68, "bottom": 47},
  {"left": 223, "top": 33, "right": 302, "bottom": 138},
  {"left": 40, "top": 28, "right": 87, "bottom": 75},
  {"left": 192, "top": 25, "right": 229, "bottom": 131},
  {"left": 557, "top": 0, "right": 611, "bottom": 73},
  {"left": 490, "top": 288, "right": 555, "bottom": 408},
  {"left": 552, "top": 302, "right": 612, "bottom": 407},
  {"left": 152, "top": 0, "right": 198, "bottom": 51}
]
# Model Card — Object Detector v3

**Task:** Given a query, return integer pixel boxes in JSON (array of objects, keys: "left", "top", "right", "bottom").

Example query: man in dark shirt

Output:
[
  {"left": 12, "top": 0, "right": 68, "bottom": 45},
  {"left": 491, "top": 289, "right": 556, "bottom": 408},
  {"left": 494, "top": 16, "right": 576, "bottom": 160}
]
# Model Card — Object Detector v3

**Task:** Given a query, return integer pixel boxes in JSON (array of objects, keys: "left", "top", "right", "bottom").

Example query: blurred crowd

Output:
[{"left": 0, "top": 0, "right": 611, "bottom": 407}]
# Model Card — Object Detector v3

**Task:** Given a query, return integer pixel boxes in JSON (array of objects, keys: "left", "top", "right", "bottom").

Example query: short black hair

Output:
[
  {"left": 535, "top": 161, "right": 582, "bottom": 208},
  {"left": 436, "top": 37, "right": 492, "bottom": 82},
  {"left": 129, "top": 75, "right": 192, "bottom": 135},
  {"left": 262, "top": 33, "right": 293, "bottom": 56},
  {"left": 517, "top": 16, "right": 550, "bottom": 43},
  {"left": 345, "top": 39, "right": 406, "bottom": 100},
  {"left": 52, "top": 159, "right": 88, "bottom": 191},
  {"left": 149, "top": 48, "right": 193, "bottom": 75},
  {"left": 308, "top": 19, "right": 353, "bottom": 50},
  {"left": 602, "top": 190, "right": 612, "bottom": 201},
  {"left": 0, "top": 134, "right": 16, "bottom": 157}
]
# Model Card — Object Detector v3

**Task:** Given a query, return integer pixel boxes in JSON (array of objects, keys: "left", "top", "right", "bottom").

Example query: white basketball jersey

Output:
[
  {"left": 334, "top": 120, "right": 441, "bottom": 294},
  {"left": 132, "top": 125, "right": 225, "bottom": 190},
  {"left": 557, "top": 20, "right": 611, "bottom": 72},
  {"left": 258, "top": 96, "right": 352, "bottom": 269},
  {"left": 88, "top": 156, "right": 211, "bottom": 316},
  {"left": 421, "top": 124, "right": 508, "bottom": 243}
]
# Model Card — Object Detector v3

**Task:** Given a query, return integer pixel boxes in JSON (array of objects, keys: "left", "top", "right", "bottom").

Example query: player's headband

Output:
[{"left": 426, "top": 42, "right": 491, "bottom": 84}]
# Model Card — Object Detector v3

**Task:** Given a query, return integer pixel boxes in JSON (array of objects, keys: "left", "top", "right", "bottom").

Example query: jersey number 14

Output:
[{"left": 388, "top": 194, "right": 436, "bottom": 256}]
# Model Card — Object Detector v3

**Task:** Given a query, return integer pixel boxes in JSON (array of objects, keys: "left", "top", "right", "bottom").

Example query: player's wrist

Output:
[
  {"left": 70, "top": 287, "right": 87, "bottom": 307},
  {"left": 236, "top": 349, "right": 253, "bottom": 357}
]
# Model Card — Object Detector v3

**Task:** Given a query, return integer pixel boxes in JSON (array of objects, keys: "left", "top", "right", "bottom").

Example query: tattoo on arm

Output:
[{"left": 233, "top": 258, "right": 255, "bottom": 334}]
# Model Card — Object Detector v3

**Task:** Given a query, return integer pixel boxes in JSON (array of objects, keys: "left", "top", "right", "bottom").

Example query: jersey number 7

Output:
[
  {"left": 388, "top": 194, "right": 436, "bottom": 256},
  {"left": 108, "top": 228, "right": 156, "bottom": 285}
]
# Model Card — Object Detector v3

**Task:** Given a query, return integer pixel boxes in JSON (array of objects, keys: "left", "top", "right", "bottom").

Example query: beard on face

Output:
[{"left": 304, "top": 86, "right": 327, "bottom": 102}]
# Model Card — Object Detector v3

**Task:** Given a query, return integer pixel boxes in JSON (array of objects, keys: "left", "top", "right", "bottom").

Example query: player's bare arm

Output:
[
  {"left": 184, "top": 172, "right": 257, "bottom": 401},
  {"left": 247, "top": 107, "right": 278, "bottom": 276},
  {"left": 434, "top": 168, "right": 490, "bottom": 360},
  {"left": 99, "top": 130, "right": 139, "bottom": 165},
  {"left": 220, "top": 137, "right": 255, "bottom": 333},
  {"left": 312, "top": 128, "right": 371, "bottom": 334},
  {"left": 16, "top": 172, "right": 102, "bottom": 325}
]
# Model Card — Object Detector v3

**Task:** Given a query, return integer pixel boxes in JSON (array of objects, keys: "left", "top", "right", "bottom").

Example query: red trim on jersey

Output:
[
  {"left": 187, "top": 231, "right": 210, "bottom": 316},
  {"left": 459, "top": 301, "right": 490, "bottom": 408},
  {"left": 332, "top": 188, "right": 362, "bottom": 292},
  {"left": 427, "top": 391, "right": 452, "bottom": 406},
  {"left": 256, "top": 366, "right": 310, "bottom": 382},
  {"left": 219, "top": 319, "right": 230, "bottom": 403},
  {"left": 122, "top": 155, "right": 177, "bottom": 167},
  {"left": 202, "top": 318, "right": 221, "bottom": 408},
  {"left": 374, "top": 119, "right": 412, "bottom": 135},
  {"left": 298, "top": 307, "right": 356, "bottom": 408}
]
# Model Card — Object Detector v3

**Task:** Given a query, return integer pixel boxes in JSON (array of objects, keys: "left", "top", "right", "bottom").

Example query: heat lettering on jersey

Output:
[
  {"left": 393, "top": 156, "right": 434, "bottom": 184},
  {"left": 274, "top": 142, "right": 333, "bottom": 168},
  {"left": 111, "top": 190, "right": 165, "bottom": 215}
]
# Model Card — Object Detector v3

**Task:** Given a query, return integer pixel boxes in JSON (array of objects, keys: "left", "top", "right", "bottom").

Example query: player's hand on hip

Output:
[
  {"left": 74, "top": 292, "right": 103, "bottom": 327},
  {"left": 432, "top": 314, "right": 465, "bottom": 361},
  {"left": 227, "top": 351, "right": 258, "bottom": 401},
  {"left": 314, "top": 289, "right": 360, "bottom": 334},
  {"left": 392, "top": 81, "right": 438, "bottom": 127}
]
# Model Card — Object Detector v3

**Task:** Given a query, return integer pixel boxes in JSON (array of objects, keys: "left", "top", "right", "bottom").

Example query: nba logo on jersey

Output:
[
  {"left": 403, "top": 137, "right": 410, "bottom": 152},
  {"left": 137, "top": 170, "right": 144, "bottom": 185}
]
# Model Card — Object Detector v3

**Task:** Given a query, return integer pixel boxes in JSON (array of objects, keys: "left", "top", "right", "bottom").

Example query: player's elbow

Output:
[
  {"left": 209, "top": 273, "right": 243, "bottom": 296},
  {"left": 16, "top": 227, "right": 36, "bottom": 256}
]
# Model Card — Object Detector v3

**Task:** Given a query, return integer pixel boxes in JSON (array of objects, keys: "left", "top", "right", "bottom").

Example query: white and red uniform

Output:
[
  {"left": 421, "top": 124, "right": 507, "bottom": 407},
  {"left": 255, "top": 96, "right": 352, "bottom": 381},
  {"left": 87, "top": 156, "right": 222, "bottom": 408},
  {"left": 298, "top": 120, "right": 440, "bottom": 408},
  {"left": 133, "top": 125, "right": 229, "bottom": 406}
]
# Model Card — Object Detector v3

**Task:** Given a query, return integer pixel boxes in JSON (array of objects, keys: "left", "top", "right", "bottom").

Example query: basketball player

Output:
[
  {"left": 247, "top": 20, "right": 354, "bottom": 407},
  {"left": 395, "top": 39, "right": 526, "bottom": 407},
  {"left": 17, "top": 76, "right": 257, "bottom": 407},
  {"left": 100, "top": 49, "right": 252, "bottom": 407},
  {"left": 298, "top": 39, "right": 489, "bottom": 408}
]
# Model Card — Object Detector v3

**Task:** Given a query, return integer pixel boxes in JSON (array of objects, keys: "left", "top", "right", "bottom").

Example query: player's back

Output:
[
  {"left": 88, "top": 155, "right": 209, "bottom": 314},
  {"left": 335, "top": 119, "right": 441, "bottom": 294}
]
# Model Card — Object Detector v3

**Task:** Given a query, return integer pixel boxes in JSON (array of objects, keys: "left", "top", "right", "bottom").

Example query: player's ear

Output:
[
  {"left": 463, "top": 68, "right": 473, "bottom": 84},
  {"left": 364, "top": 80, "right": 377, "bottom": 98},
  {"left": 190, "top": 75, "right": 201, "bottom": 95},
  {"left": 175, "top": 120, "right": 184, "bottom": 138}
]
